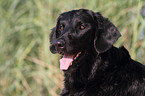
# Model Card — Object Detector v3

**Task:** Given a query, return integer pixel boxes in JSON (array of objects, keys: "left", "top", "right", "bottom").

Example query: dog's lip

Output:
[
  {"left": 73, "top": 52, "right": 82, "bottom": 60},
  {"left": 59, "top": 51, "right": 64, "bottom": 55},
  {"left": 61, "top": 51, "right": 82, "bottom": 62},
  {"left": 59, "top": 51, "right": 82, "bottom": 70},
  {"left": 59, "top": 51, "right": 82, "bottom": 60}
]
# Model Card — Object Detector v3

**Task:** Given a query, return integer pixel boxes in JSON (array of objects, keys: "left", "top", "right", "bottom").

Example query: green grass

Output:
[{"left": 0, "top": 0, "right": 144, "bottom": 96}]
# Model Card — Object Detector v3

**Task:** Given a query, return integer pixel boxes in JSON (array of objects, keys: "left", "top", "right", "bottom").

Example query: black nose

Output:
[{"left": 54, "top": 40, "right": 65, "bottom": 50}]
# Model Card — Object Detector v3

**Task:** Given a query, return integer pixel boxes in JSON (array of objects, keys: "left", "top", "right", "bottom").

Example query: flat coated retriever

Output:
[{"left": 49, "top": 9, "right": 145, "bottom": 96}]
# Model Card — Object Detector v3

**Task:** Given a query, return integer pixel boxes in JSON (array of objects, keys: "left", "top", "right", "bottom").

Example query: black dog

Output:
[{"left": 49, "top": 9, "right": 145, "bottom": 96}]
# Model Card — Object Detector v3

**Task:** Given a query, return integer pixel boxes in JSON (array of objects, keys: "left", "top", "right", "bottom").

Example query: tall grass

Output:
[{"left": 0, "top": 0, "right": 144, "bottom": 96}]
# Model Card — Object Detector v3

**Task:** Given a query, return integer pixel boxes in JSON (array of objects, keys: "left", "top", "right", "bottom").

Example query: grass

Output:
[{"left": 0, "top": 0, "right": 144, "bottom": 96}]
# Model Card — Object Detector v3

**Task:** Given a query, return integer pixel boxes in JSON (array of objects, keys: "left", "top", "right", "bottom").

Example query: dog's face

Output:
[
  {"left": 50, "top": 9, "right": 95, "bottom": 54},
  {"left": 50, "top": 9, "right": 121, "bottom": 70}
]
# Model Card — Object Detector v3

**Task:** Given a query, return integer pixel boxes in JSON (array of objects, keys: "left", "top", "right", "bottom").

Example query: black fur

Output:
[{"left": 49, "top": 9, "right": 145, "bottom": 96}]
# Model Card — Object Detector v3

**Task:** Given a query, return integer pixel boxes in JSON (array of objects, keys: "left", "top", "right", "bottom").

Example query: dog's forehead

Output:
[{"left": 58, "top": 10, "right": 93, "bottom": 22}]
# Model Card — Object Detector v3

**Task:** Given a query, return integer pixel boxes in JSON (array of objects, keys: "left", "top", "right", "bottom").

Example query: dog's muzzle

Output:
[{"left": 50, "top": 39, "right": 65, "bottom": 54}]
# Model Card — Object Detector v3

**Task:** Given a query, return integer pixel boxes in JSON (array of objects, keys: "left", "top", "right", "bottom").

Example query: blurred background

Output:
[{"left": 0, "top": 0, "right": 145, "bottom": 96}]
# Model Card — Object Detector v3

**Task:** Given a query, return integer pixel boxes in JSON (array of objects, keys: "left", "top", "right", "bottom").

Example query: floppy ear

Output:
[
  {"left": 49, "top": 13, "right": 64, "bottom": 44},
  {"left": 49, "top": 27, "right": 56, "bottom": 44},
  {"left": 94, "top": 12, "right": 121, "bottom": 53},
  {"left": 49, "top": 27, "right": 57, "bottom": 53},
  {"left": 49, "top": 14, "right": 64, "bottom": 54}
]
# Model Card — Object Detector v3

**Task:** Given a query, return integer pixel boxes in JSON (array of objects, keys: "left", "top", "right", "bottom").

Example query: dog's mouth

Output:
[{"left": 59, "top": 52, "right": 82, "bottom": 70}]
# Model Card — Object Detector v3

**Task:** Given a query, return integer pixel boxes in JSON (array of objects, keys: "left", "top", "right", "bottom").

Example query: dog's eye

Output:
[
  {"left": 59, "top": 24, "right": 64, "bottom": 31},
  {"left": 80, "top": 25, "right": 86, "bottom": 30}
]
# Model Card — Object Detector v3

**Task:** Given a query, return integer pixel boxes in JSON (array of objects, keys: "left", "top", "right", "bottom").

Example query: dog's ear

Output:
[
  {"left": 93, "top": 12, "right": 121, "bottom": 53},
  {"left": 49, "top": 27, "right": 56, "bottom": 44},
  {"left": 49, "top": 27, "right": 57, "bottom": 53},
  {"left": 49, "top": 13, "right": 64, "bottom": 44},
  {"left": 49, "top": 13, "right": 65, "bottom": 54}
]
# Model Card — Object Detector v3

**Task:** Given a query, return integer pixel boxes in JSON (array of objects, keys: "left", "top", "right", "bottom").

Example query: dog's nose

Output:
[{"left": 54, "top": 40, "right": 65, "bottom": 49}]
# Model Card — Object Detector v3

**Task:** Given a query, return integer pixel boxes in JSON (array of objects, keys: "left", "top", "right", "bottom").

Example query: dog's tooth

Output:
[
  {"left": 76, "top": 54, "right": 79, "bottom": 58},
  {"left": 74, "top": 57, "right": 76, "bottom": 60},
  {"left": 70, "top": 62, "right": 72, "bottom": 65},
  {"left": 74, "top": 56, "right": 77, "bottom": 60},
  {"left": 73, "top": 52, "right": 81, "bottom": 60}
]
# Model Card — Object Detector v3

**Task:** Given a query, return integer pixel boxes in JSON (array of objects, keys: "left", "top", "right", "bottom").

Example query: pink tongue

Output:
[{"left": 59, "top": 54, "right": 74, "bottom": 70}]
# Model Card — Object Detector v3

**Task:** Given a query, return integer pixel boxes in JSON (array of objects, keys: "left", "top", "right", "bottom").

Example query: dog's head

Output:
[{"left": 49, "top": 9, "right": 121, "bottom": 70}]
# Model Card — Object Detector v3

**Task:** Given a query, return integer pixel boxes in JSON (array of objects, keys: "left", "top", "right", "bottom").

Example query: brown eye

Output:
[
  {"left": 80, "top": 25, "right": 85, "bottom": 30},
  {"left": 59, "top": 24, "right": 64, "bottom": 31}
]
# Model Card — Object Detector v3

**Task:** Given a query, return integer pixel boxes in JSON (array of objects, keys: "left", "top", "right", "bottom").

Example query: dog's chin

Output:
[{"left": 59, "top": 50, "right": 86, "bottom": 71}]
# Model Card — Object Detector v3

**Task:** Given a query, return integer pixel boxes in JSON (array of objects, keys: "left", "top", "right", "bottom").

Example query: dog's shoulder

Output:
[
  {"left": 118, "top": 46, "right": 145, "bottom": 75},
  {"left": 91, "top": 46, "right": 145, "bottom": 96},
  {"left": 112, "top": 46, "right": 145, "bottom": 80}
]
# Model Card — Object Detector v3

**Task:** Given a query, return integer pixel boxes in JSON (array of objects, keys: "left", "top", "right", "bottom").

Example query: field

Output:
[{"left": 0, "top": 0, "right": 144, "bottom": 96}]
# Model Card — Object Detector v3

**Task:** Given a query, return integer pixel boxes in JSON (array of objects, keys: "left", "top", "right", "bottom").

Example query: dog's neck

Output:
[
  {"left": 63, "top": 46, "right": 131, "bottom": 91},
  {"left": 63, "top": 48, "right": 96, "bottom": 91}
]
